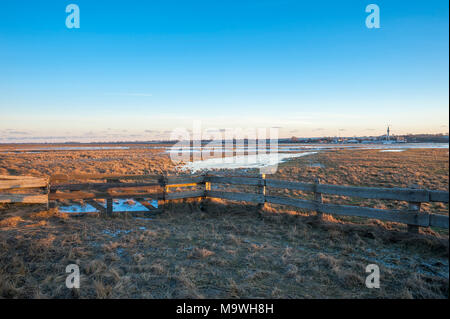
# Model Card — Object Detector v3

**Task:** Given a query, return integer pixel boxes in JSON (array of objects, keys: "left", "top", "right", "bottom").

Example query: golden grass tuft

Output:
[
  {"left": 0, "top": 216, "right": 25, "bottom": 228},
  {"left": 188, "top": 247, "right": 215, "bottom": 259},
  {"left": 30, "top": 208, "right": 67, "bottom": 220}
]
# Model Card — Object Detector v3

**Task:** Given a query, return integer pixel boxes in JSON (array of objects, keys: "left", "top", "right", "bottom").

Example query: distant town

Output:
[{"left": 284, "top": 132, "right": 449, "bottom": 144}]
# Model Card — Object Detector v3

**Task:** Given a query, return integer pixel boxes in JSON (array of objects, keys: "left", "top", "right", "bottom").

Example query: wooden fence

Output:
[
  {"left": 1, "top": 174, "right": 448, "bottom": 232},
  {"left": 201, "top": 175, "right": 449, "bottom": 233},
  {"left": 0, "top": 175, "right": 49, "bottom": 205}
]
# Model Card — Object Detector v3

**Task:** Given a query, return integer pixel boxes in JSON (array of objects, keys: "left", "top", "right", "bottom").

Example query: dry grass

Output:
[
  {"left": 0, "top": 146, "right": 178, "bottom": 177},
  {"left": 0, "top": 199, "right": 448, "bottom": 299},
  {"left": 272, "top": 148, "right": 448, "bottom": 191}
]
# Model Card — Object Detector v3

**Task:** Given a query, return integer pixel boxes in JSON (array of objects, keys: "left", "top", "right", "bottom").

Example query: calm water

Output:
[
  {"left": 1, "top": 142, "right": 447, "bottom": 154},
  {"left": 167, "top": 142, "right": 449, "bottom": 153},
  {"left": 175, "top": 143, "right": 448, "bottom": 172},
  {"left": 183, "top": 151, "right": 318, "bottom": 172}
]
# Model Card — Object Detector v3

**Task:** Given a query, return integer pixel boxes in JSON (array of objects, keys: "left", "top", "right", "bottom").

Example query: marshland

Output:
[{"left": 0, "top": 144, "right": 448, "bottom": 298}]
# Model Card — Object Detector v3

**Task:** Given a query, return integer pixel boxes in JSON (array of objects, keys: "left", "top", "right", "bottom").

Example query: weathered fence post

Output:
[
  {"left": 42, "top": 178, "right": 49, "bottom": 210},
  {"left": 407, "top": 184, "right": 422, "bottom": 234},
  {"left": 201, "top": 174, "right": 211, "bottom": 212},
  {"left": 47, "top": 176, "right": 54, "bottom": 209},
  {"left": 314, "top": 178, "right": 323, "bottom": 218},
  {"left": 48, "top": 188, "right": 56, "bottom": 209},
  {"left": 159, "top": 175, "right": 169, "bottom": 213},
  {"left": 106, "top": 198, "right": 113, "bottom": 216},
  {"left": 105, "top": 178, "right": 119, "bottom": 216},
  {"left": 257, "top": 174, "right": 266, "bottom": 212}
]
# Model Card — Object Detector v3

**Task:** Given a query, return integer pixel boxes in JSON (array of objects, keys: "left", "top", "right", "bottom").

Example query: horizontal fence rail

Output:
[
  {"left": 0, "top": 175, "right": 49, "bottom": 205},
  {"left": 206, "top": 190, "right": 265, "bottom": 204},
  {"left": 0, "top": 177, "right": 48, "bottom": 191},
  {"left": 1, "top": 173, "right": 448, "bottom": 231},
  {"left": 49, "top": 174, "right": 161, "bottom": 183},
  {"left": 0, "top": 194, "right": 48, "bottom": 204}
]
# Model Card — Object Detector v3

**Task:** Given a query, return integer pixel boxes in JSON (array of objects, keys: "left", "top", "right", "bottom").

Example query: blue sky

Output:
[{"left": 0, "top": 0, "right": 448, "bottom": 142}]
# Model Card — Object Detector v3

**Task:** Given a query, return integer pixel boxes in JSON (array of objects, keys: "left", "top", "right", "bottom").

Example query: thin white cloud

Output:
[{"left": 104, "top": 93, "right": 153, "bottom": 97}]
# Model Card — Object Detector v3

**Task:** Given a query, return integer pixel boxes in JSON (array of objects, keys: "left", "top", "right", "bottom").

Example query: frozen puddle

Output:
[
  {"left": 379, "top": 150, "right": 405, "bottom": 153},
  {"left": 59, "top": 199, "right": 158, "bottom": 213},
  {"left": 59, "top": 203, "right": 98, "bottom": 213},
  {"left": 183, "top": 152, "right": 317, "bottom": 172}
]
